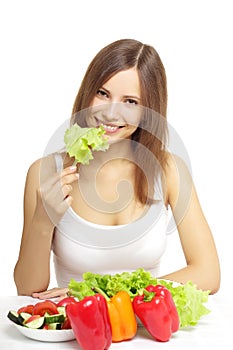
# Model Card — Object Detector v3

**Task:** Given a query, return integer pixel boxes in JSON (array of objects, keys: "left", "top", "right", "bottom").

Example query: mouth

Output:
[{"left": 96, "top": 119, "right": 125, "bottom": 134}]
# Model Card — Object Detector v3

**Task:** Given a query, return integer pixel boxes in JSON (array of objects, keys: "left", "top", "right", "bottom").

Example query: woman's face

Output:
[{"left": 87, "top": 68, "right": 142, "bottom": 143}]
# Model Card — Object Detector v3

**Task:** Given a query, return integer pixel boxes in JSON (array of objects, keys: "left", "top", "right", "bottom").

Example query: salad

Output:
[{"left": 7, "top": 297, "right": 77, "bottom": 330}]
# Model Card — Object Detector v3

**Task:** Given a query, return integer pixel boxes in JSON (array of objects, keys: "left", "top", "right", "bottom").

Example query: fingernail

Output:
[{"left": 70, "top": 166, "right": 76, "bottom": 170}]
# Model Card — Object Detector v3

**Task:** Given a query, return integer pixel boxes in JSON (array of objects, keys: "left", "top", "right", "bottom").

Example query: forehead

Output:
[{"left": 103, "top": 68, "right": 140, "bottom": 96}]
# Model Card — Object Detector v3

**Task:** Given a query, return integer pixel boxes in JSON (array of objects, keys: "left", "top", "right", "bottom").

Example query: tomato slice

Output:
[
  {"left": 57, "top": 297, "right": 77, "bottom": 307},
  {"left": 61, "top": 318, "right": 71, "bottom": 329},
  {"left": 25, "top": 314, "right": 41, "bottom": 323},
  {"left": 17, "top": 304, "right": 34, "bottom": 314},
  {"left": 33, "top": 300, "right": 58, "bottom": 316}
]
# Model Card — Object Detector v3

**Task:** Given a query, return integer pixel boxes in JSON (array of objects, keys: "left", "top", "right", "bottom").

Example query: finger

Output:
[
  {"left": 46, "top": 166, "right": 78, "bottom": 189},
  {"left": 48, "top": 177, "right": 75, "bottom": 204},
  {"left": 62, "top": 165, "right": 78, "bottom": 177},
  {"left": 62, "top": 184, "right": 73, "bottom": 198},
  {"left": 31, "top": 289, "right": 55, "bottom": 299},
  {"left": 60, "top": 194, "right": 73, "bottom": 209},
  {"left": 32, "top": 288, "right": 68, "bottom": 300},
  {"left": 43, "top": 288, "right": 68, "bottom": 300},
  {"left": 60, "top": 173, "right": 79, "bottom": 187},
  {"left": 32, "top": 287, "right": 58, "bottom": 297},
  {"left": 45, "top": 184, "right": 72, "bottom": 210},
  {"left": 54, "top": 293, "right": 71, "bottom": 302}
]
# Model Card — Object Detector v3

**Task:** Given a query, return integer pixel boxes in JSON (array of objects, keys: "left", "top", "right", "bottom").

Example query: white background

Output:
[{"left": 0, "top": 0, "right": 232, "bottom": 296}]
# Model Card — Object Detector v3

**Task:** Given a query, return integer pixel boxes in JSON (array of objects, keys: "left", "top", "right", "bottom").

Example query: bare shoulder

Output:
[
  {"left": 164, "top": 152, "right": 192, "bottom": 177},
  {"left": 163, "top": 152, "right": 193, "bottom": 206},
  {"left": 26, "top": 153, "right": 59, "bottom": 184}
]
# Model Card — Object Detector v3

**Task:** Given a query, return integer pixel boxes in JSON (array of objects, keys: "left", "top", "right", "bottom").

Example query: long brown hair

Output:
[{"left": 71, "top": 39, "right": 168, "bottom": 204}]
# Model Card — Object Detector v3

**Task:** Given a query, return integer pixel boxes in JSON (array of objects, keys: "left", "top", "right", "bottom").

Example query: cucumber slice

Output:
[
  {"left": 18, "top": 312, "right": 32, "bottom": 325},
  {"left": 25, "top": 316, "right": 45, "bottom": 329},
  {"left": 48, "top": 322, "right": 62, "bottom": 330},
  {"left": 57, "top": 306, "right": 66, "bottom": 317},
  {"left": 44, "top": 314, "right": 65, "bottom": 324},
  {"left": 7, "top": 310, "right": 20, "bottom": 325}
]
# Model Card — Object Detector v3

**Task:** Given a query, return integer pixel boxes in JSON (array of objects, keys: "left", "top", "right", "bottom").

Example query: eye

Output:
[
  {"left": 97, "top": 89, "right": 109, "bottom": 98},
  {"left": 125, "top": 98, "right": 138, "bottom": 105}
]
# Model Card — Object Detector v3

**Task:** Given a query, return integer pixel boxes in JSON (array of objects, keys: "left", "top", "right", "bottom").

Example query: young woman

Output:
[{"left": 14, "top": 39, "right": 220, "bottom": 298}]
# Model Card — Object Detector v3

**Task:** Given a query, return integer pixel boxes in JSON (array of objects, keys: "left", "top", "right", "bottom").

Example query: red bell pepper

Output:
[
  {"left": 66, "top": 293, "right": 112, "bottom": 350},
  {"left": 147, "top": 284, "right": 180, "bottom": 332},
  {"left": 57, "top": 296, "right": 77, "bottom": 307},
  {"left": 133, "top": 284, "right": 180, "bottom": 342}
]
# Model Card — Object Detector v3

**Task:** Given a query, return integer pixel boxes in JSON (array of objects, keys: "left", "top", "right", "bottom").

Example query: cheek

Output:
[
  {"left": 90, "top": 97, "right": 97, "bottom": 107},
  {"left": 90, "top": 97, "right": 108, "bottom": 107},
  {"left": 125, "top": 110, "right": 142, "bottom": 128},
  {"left": 124, "top": 125, "right": 139, "bottom": 137},
  {"left": 85, "top": 99, "right": 107, "bottom": 127}
]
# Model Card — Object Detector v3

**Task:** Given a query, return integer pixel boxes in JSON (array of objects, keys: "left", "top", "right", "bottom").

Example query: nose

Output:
[{"left": 101, "top": 102, "right": 122, "bottom": 122}]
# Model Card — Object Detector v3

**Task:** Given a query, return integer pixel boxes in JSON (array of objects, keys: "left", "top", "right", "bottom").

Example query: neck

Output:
[
  {"left": 92, "top": 138, "right": 134, "bottom": 164},
  {"left": 79, "top": 139, "right": 135, "bottom": 177}
]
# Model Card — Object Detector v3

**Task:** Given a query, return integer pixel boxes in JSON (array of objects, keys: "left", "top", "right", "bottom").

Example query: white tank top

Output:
[{"left": 52, "top": 153, "right": 168, "bottom": 287}]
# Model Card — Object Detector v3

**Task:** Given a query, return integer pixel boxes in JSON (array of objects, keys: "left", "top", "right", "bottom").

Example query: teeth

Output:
[{"left": 101, "top": 123, "right": 119, "bottom": 131}]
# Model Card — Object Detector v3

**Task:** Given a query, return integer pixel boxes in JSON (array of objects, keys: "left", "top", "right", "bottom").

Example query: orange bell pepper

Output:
[
  {"left": 107, "top": 290, "right": 137, "bottom": 342},
  {"left": 94, "top": 288, "right": 137, "bottom": 342}
]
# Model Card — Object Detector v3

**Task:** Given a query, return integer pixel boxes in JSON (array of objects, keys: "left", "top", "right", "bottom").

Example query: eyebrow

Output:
[
  {"left": 100, "top": 86, "right": 141, "bottom": 101},
  {"left": 124, "top": 95, "right": 141, "bottom": 101}
]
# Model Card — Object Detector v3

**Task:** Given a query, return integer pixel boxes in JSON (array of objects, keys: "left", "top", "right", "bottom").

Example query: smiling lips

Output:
[
  {"left": 100, "top": 123, "right": 124, "bottom": 134},
  {"left": 94, "top": 116, "right": 125, "bottom": 134}
]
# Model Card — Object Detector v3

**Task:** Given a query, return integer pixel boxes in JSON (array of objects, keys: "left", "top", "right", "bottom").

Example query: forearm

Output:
[
  {"left": 160, "top": 263, "right": 220, "bottom": 294},
  {"left": 14, "top": 214, "right": 55, "bottom": 296}
]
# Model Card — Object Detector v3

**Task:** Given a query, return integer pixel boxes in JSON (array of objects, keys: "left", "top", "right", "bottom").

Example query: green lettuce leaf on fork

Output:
[{"left": 64, "top": 124, "right": 109, "bottom": 164}]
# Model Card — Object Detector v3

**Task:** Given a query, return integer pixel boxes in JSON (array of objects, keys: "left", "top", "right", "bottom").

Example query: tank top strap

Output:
[
  {"left": 54, "top": 152, "right": 64, "bottom": 172},
  {"left": 153, "top": 173, "right": 164, "bottom": 201}
]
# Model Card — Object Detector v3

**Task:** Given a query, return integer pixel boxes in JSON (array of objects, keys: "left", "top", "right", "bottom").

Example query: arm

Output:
[
  {"left": 14, "top": 156, "right": 78, "bottom": 295},
  {"left": 160, "top": 154, "right": 220, "bottom": 294}
]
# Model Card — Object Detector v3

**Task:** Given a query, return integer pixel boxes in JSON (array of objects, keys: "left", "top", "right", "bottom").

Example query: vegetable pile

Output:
[
  {"left": 66, "top": 284, "right": 178, "bottom": 347},
  {"left": 68, "top": 268, "right": 211, "bottom": 328},
  {"left": 64, "top": 124, "right": 109, "bottom": 165},
  {"left": 7, "top": 269, "right": 211, "bottom": 349}
]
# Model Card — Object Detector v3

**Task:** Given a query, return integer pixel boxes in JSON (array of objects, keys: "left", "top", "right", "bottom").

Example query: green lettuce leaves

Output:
[
  {"left": 157, "top": 279, "right": 210, "bottom": 327},
  {"left": 64, "top": 124, "right": 109, "bottom": 164},
  {"left": 68, "top": 268, "right": 210, "bottom": 328}
]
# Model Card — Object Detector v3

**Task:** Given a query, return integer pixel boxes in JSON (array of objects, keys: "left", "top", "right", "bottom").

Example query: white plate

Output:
[{"left": 13, "top": 323, "right": 75, "bottom": 342}]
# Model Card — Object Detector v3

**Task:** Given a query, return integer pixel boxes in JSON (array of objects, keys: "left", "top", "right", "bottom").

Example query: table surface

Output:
[{"left": 0, "top": 291, "right": 232, "bottom": 349}]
